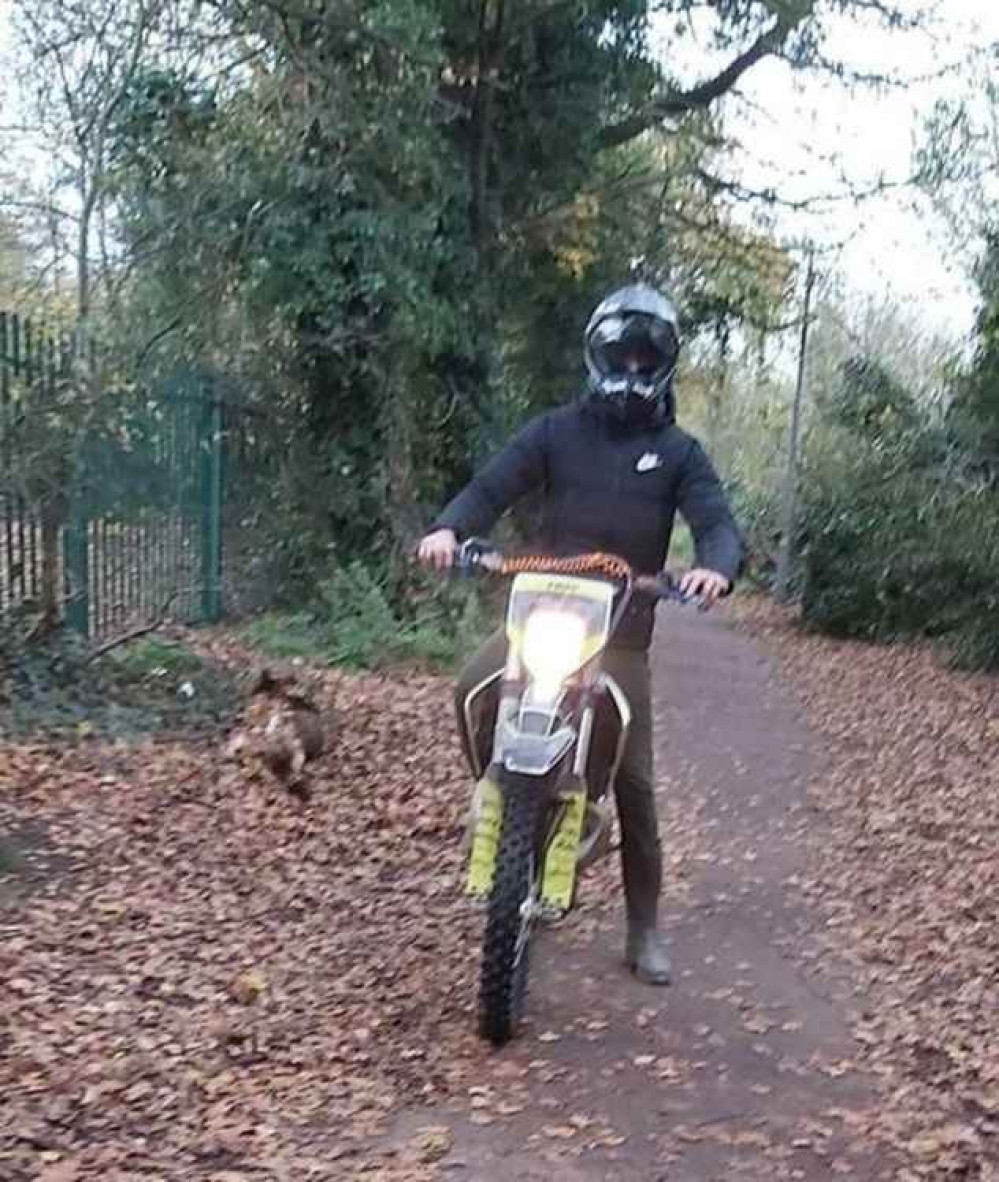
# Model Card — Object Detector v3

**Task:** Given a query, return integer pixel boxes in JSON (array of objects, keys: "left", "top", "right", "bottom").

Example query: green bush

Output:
[
  {"left": 723, "top": 344, "right": 999, "bottom": 670},
  {"left": 800, "top": 455, "right": 999, "bottom": 670},
  {"left": 243, "top": 560, "right": 493, "bottom": 671},
  {"left": 668, "top": 521, "right": 695, "bottom": 568},
  {"left": 727, "top": 479, "right": 782, "bottom": 588}
]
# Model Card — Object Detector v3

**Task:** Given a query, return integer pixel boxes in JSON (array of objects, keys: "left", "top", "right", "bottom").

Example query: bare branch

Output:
[
  {"left": 694, "top": 165, "right": 919, "bottom": 213},
  {"left": 599, "top": 14, "right": 798, "bottom": 150},
  {"left": 133, "top": 315, "right": 184, "bottom": 371},
  {"left": 86, "top": 588, "right": 179, "bottom": 661},
  {"left": 0, "top": 199, "right": 80, "bottom": 223}
]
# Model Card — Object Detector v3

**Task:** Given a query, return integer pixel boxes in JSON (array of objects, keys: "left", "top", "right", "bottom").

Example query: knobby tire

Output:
[{"left": 478, "top": 778, "right": 542, "bottom": 1046}]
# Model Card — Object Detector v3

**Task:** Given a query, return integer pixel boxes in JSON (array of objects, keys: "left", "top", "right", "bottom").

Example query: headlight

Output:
[{"left": 520, "top": 610, "right": 587, "bottom": 691}]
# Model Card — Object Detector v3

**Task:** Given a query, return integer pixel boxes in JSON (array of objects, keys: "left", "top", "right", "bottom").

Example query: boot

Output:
[
  {"left": 615, "top": 760, "right": 669, "bottom": 984},
  {"left": 625, "top": 923, "right": 672, "bottom": 986}
]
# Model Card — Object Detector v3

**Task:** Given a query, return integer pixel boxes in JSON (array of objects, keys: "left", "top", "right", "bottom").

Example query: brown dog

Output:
[{"left": 247, "top": 667, "right": 326, "bottom": 797}]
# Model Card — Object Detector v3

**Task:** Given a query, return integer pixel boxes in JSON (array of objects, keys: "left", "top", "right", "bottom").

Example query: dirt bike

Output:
[{"left": 452, "top": 539, "right": 697, "bottom": 1046}]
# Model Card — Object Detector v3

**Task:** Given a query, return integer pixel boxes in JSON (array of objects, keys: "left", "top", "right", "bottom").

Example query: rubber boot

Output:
[
  {"left": 625, "top": 923, "right": 673, "bottom": 986},
  {"left": 620, "top": 814, "right": 671, "bottom": 985},
  {"left": 619, "top": 841, "right": 676, "bottom": 988}
]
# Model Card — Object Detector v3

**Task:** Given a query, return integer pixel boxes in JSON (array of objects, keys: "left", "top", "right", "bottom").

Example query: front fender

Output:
[{"left": 495, "top": 714, "right": 576, "bottom": 777}]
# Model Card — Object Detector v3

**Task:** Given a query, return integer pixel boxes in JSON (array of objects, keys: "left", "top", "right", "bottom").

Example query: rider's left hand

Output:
[{"left": 679, "top": 568, "right": 730, "bottom": 605}]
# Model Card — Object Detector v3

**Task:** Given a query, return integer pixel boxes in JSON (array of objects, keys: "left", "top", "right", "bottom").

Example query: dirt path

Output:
[{"left": 384, "top": 611, "right": 890, "bottom": 1180}]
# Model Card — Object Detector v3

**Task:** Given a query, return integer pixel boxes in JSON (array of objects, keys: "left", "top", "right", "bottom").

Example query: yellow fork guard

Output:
[
  {"left": 466, "top": 776, "right": 503, "bottom": 897},
  {"left": 540, "top": 789, "right": 586, "bottom": 911},
  {"left": 464, "top": 776, "right": 586, "bottom": 910}
]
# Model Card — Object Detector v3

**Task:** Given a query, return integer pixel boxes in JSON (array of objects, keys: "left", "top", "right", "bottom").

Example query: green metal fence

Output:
[
  {"left": 0, "top": 312, "right": 37, "bottom": 615},
  {"left": 0, "top": 310, "right": 261, "bottom": 639}
]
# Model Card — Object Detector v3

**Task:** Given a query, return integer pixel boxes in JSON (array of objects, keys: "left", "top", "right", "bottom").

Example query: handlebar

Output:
[
  {"left": 635, "top": 572, "right": 704, "bottom": 607},
  {"left": 454, "top": 538, "right": 706, "bottom": 609}
]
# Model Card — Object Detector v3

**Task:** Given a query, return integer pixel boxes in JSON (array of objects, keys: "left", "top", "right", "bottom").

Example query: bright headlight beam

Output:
[{"left": 520, "top": 610, "right": 587, "bottom": 690}]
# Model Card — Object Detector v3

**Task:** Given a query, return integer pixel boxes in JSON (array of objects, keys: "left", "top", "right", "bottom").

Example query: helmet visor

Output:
[{"left": 589, "top": 313, "right": 678, "bottom": 379}]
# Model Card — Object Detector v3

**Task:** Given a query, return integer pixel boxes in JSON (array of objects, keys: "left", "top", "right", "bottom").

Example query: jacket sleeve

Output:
[
  {"left": 675, "top": 438, "right": 743, "bottom": 584},
  {"left": 432, "top": 414, "right": 549, "bottom": 538}
]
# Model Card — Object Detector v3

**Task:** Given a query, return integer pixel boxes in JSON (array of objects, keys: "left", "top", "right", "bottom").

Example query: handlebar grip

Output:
[
  {"left": 455, "top": 538, "right": 502, "bottom": 574},
  {"left": 636, "top": 573, "right": 705, "bottom": 608}
]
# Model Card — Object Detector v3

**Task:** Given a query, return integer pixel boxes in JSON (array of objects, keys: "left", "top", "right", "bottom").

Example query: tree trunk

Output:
[
  {"left": 775, "top": 248, "right": 817, "bottom": 602},
  {"left": 469, "top": 0, "right": 506, "bottom": 262},
  {"left": 382, "top": 363, "right": 421, "bottom": 566},
  {"left": 709, "top": 318, "right": 730, "bottom": 460}
]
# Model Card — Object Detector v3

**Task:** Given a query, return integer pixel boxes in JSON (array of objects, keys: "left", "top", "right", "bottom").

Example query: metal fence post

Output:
[
  {"left": 64, "top": 489, "right": 90, "bottom": 635},
  {"left": 200, "top": 381, "right": 223, "bottom": 622},
  {"left": 57, "top": 332, "right": 91, "bottom": 636}
]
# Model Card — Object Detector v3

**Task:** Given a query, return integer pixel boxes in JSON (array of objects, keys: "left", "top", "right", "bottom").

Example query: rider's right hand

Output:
[{"left": 417, "top": 528, "right": 458, "bottom": 570}]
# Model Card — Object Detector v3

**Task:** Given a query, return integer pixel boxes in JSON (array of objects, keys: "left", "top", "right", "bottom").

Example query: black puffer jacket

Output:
[{"left": 434, "top": 401, "right": 743, "bottom": 649}]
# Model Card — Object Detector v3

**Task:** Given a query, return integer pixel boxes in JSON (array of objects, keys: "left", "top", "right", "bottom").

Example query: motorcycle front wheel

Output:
[{"left": 478, "top": 774, "right": 544, "bottom": 1046}]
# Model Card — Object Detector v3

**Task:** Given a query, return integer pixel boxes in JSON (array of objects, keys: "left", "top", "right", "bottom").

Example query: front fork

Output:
[{"left": 466, "top": 696, "right": 598, "bottom": 912}]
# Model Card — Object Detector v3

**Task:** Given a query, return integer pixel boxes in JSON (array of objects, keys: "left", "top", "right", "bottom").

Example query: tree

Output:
[
  {"left": 0, "top": 215, "right": 30, "bottom": 303},
  {"left": 0, "top": 0, "right": 924, "bottom": 617},
  {"left": 4, "top": 0, "right": 179, "bottom": 336},
  {"left": 919, "top": 55, "right": 999, "bottom": 264},
  {"left": 917, "top": 43, "right": 999, "bottom": 469},
  {"left": 952, "top": 231, "right": 999, "bottom": 471},
  {"left": 0, "top": 0, "right": 187, "bottom": 628},
  {"left": 103, "top": 0, "right": 482, "bottom": 585}
]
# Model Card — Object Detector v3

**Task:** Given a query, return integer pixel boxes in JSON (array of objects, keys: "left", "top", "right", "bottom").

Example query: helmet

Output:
[{"left": 584, "top": 283, "right": 681, "bottom": 424}]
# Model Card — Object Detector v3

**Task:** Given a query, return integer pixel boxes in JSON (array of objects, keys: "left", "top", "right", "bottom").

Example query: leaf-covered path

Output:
[
  {"left": 2, "top": 610, "right": 995, "bottom": 1180},
  {"left": 382, "top": 610, "right": 892, "bottom": 1180}
]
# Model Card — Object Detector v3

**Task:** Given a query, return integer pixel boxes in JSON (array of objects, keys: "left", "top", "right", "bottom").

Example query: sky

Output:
[{"left": 655, "top": 0, "right": 999, "bottom": 339}]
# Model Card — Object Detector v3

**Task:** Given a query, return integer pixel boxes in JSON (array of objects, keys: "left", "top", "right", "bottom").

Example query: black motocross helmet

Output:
[{"left": 584, "top": 283, "right": 681, "bottom": 425}]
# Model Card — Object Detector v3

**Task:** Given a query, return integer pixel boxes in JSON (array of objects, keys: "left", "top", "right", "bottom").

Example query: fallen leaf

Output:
[
  {"left": 909, "top": 1125, "right": 980, "bottom": 1157},
  {"left": 230, "top": 969, "right": 267, "bottom": 1004},
  {"left": 39, "top": 1162, "right": 79, "bottom": 1182},
  {"left": 413, "top": 1126, "right": 453, "bottom": 1163}
]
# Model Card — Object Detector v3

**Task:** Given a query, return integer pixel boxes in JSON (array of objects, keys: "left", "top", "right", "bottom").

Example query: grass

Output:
[{"left": 106, "top": 637, "right": 209, "bottom": 681}]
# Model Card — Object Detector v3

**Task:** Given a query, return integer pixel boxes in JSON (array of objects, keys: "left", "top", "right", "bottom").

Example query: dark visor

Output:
[
  {"left": 590, "top": 313, "right": 677, "bottom": 377},
  {"left": 592, "top": 339, "right": 665, "bottom": 376}
]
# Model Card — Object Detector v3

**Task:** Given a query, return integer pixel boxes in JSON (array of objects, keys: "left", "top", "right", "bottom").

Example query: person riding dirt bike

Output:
[{"left": 419, "top": 282, "right": 742, "bottom": 988}]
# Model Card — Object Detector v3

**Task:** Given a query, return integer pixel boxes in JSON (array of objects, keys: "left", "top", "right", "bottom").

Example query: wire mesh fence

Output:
[{"left": 0, "top": 310, "right": 271, "bottom": 639}]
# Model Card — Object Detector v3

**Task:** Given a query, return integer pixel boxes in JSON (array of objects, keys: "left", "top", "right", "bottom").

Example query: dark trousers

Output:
[{"left": 455, "top": 632, "right": 662, "bottom": 928}]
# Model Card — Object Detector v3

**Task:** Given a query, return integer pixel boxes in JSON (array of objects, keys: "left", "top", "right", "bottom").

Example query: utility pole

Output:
[{"left": 775, "top": 245, "right": 816, "bottom": 602}]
